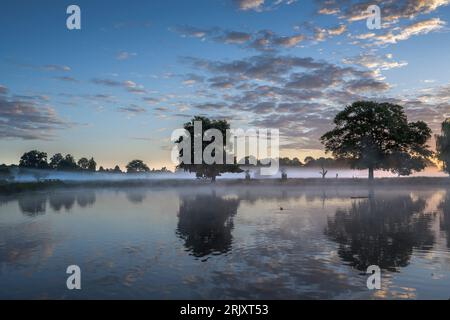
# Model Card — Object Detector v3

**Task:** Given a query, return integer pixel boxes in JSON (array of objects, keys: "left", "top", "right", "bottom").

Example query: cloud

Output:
[
  {"left": 373, "top": 18, "right": 446, "bottom": 45},
  {"left": 272, "top": 34, "right": 305, "bottom": 47},
  {"left": 219, "top": 31, "right": 252, "bottom": 44},
  {"left": 92, "top": 78, "right": 147, "bottom": 94},
  {"left": 171, "top": 25, "right": 214, "bottom": 39},
  {"left": 54, "top": 76, "right": 79, "bottom": 82},
  {"left": 181, "top": 53, "right": 395, "bottom": 150},
  {"left": 116, "top": 51, "right": 137, "bottom": 60},
  {"left": 42, "top": 64, "right": 71, "bottom": 72},
  {"left": 233, "top": 0, "right": 297, "bottom": 11},
  {"left": 313, "top": 25, "right": 347, "bottom": 41},
  {"left": 172, "top": 26, "right": 305, "bottom": 51},
  {"left": 118, "top": 104, "right": 147, "bottom": 115},
  {"left": 234, "top": 0, "right": 265, "bottom": 11},
  {"left": 0, "top": 85, "right": 8, "bottom": 95},
  {"left": 317, "top": 0, "right": 450, "bottom": 22},
  {"left": 0, "top": 95, "right": 72, "bottom": 140},
  {"left": 343, "top": 53, "right": 408, "bottom": 71}
]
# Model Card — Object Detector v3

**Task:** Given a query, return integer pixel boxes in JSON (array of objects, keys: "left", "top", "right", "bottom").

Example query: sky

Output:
[{"left": 1, "top": 0, "right": 450, "bottom": 170}]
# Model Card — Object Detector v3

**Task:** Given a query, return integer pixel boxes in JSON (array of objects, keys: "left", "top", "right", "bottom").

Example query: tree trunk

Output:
[
  {"left": 368, "top": 166, "right": 374, "bottom": 181},
  {"left": 211, "top": 175, "right": 216, "bottom": 183}
]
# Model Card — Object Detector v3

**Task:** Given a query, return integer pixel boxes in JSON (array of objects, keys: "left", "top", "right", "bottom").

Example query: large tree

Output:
[
  {"left": 19, "top": 150, "right": 48, "bottom": 169},
  {"left": 175, "top": 116, "right": 242, "bottom": 181},
  {"left": 126, "top": 159, "right": 150, "bottom": 173},
  {"left": 321, "top": 101, "right": 432, "bottom": 180},
  {"left": 436, "top": 119, "right": 450, "bottom": 175}
]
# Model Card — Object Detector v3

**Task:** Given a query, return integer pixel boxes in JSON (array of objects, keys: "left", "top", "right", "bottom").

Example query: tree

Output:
[
  {"left": 321, "top": 101, "right": 432, "bottom": 180},
  {"left": 49, "top": 153, "right": 64, "bottom": 169},
  {"left": 19, "top": 150, "right": 48, "bottom": 169},
  {"left": 318, "top": 158, "right": 328, "bottom": 179},
  {"left": 87, "top": 157, "right": 97, "bottom": 172},
  {"left": 436, "top": 119, "right": 450, "bottom": 175},
  {"left": 175, "top": 116, "right": 242, "bottom": 181},
  {"left": 0, "top": 165, "right": 14, "bottom": 182},
  {"left": 77, "top": 157, "right": 90, "bottom": 170},
  {"left": 58, "top": 154, "right": 79, "bottom": 171},
  {"left": 113, "top": 165, "right": 122, "bottom": 173},
  {"left": 304, "top": 156, "right": 315, "bottom": 165},
  {"left": 126, "top": 159, "right": 150, "bottom": 173}
]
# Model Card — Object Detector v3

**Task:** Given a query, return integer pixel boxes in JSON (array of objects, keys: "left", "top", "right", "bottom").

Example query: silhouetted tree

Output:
[
  {"left": 58, "top": 154, "right": 79, "bottom": 171},
  {"left": 19, "top": 150, "right": 48, "bottom": 169},
  {"left": 87, "top": 157, "right": 96, "bottom": 172},
  {"left": 304, "top": 156, "right": 315, "bottom": 165},
  {"left": 77, "top": 157, "right": 90, "bottom": 170},
  {"left": 0, "top": 165, "right": 14, "bottom": 182},
  {"left": 49, "top": 153, "right": 64, "bottom": 169},
  {"left": 175, "top": 116, "right": 242, "bottom": 181},
  {"left": 113, "top": 165, "right": 122, "bottom": 173},
  {"left": 126, "top": 159, "right": 150, "bottom": 173},
  {"left": 318, "top": 159, "right": 328, "bottom": 179},
  {"left": 321, "top": 101, "right": 432, "bottom": 180},
  {"left": 436, "top": 119, "right": 450, "bottom": 175}
]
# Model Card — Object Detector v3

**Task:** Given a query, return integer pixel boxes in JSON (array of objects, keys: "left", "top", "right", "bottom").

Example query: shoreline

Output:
[{"left": 1, "top": 177, "right": 450, "bottom": 194}]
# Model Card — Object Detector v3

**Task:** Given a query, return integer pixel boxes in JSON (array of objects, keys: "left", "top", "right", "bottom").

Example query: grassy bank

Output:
[{"left": 1, "top": 176, "right": 450, "bottom": 194}]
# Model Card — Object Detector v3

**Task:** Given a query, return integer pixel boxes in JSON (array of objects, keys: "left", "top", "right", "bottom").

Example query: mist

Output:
[{"left": 8, "top": 166, "right": 447, "bottom": 183}]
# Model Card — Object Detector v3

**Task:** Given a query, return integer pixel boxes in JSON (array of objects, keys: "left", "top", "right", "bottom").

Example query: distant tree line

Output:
[
  {"left": 0, "top": 150, "right": 171, "bottom": 183},
  {"left": 240, "top": 156, "right": 352, "bottom": 168}
]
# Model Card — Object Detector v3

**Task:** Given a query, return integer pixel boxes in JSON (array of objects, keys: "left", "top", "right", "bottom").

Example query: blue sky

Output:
[{"left": 1, "top": 0, "right": 450, "bottom": 169}]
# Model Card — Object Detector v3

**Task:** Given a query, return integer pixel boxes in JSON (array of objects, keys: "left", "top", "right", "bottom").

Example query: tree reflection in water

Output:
[
  {"left": 325, "top": 194, "right": 435, "bottom": 272},
  {"left": 438, "top": 191, "right": 450, "bottom": 248},
  {"left": 176, "top": 193, "right": 240, "bottom": 258},
  {"left": 18, "top": 194, "right": 47, "bottom": 217},
  {"left": 17, "top": 190, "right": 96, "bottom": 215}
]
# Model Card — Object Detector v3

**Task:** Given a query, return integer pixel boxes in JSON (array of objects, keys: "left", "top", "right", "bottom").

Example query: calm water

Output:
[{"left": 1, "top": 185, "right": 450, "bottom": 299}]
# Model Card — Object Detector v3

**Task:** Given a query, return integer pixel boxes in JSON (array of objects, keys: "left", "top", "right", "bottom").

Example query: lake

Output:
[{"left": 1, "top": 185, "right": 450, "bottom": 299}]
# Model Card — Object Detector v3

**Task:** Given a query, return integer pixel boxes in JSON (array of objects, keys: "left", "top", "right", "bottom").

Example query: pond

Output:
[{"left": 1, "top": 185, "right": 450, "bottom": 299}]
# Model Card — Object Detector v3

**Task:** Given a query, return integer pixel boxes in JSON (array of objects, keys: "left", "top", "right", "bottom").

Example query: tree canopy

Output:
[
  {"left": 176, "top": 116, "right": 242, "bottom": 181},
  {"left": 321, "top": 101, "right": 432, "bottom": 179},
  {"left": 126, "top": 159, "right": 150, "bottom": 173},
  {"left": 19, "top": 150, "right": 48, "bottom": 169},
  {"left": 436, "top": 119, "right": 450, "bottom": 175}
]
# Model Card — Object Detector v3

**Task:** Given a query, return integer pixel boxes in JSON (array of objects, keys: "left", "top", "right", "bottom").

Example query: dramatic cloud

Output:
[
  {"left": 0, "top": 95, "right": 72, "bottom": 140},
  {"left": 181, "top": 53, "right": 392, "bottom": 149},
  {"left": 317, "top": 0, "right": 450, "bottom": 22}
]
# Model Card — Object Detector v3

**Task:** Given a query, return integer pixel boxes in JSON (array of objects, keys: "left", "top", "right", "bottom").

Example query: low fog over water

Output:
[{"left": 9, "top": 167, "right": 447, "bottom": 182}]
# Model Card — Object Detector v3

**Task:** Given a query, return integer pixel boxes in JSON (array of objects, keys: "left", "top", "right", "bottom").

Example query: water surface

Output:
[{"left": 1, "top": 185, "right": 450, "bottom": 299}]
